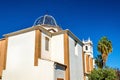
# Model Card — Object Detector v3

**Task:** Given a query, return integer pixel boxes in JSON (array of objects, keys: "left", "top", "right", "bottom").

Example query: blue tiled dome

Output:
[{"left": 33, "top": 15, "right": 57, "bottom": 26}]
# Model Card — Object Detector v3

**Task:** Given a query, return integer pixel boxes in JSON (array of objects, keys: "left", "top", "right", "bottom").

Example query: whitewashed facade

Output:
[{"left": 0, "top": 15, "right": 94, "bottom": 80}]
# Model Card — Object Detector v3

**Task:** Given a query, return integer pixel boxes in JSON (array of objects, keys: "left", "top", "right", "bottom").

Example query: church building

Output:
[{"left": 0, "top": 15, "right": 94, "bottom": 80}]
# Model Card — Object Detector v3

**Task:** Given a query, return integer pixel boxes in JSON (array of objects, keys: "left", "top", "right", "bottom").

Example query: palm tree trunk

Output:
[{"left": 102, "top": 53, "right": 108, "bottom": 68}]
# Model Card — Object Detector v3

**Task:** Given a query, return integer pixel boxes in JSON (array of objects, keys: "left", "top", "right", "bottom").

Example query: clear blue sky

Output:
[{"left": 0, "top": 0, "right": 120, "bottom": 68}]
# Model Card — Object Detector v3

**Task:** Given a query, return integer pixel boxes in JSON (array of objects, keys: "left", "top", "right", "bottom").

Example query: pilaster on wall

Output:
[
  {"left": 90, "top": 57, "right": 93, "bottom": 71},
  {"left": 86, "top": 54, "right": 89, "bottom": 72},
  {"left": 82, "top": 50, "right": 85, "bottom": 80},
  {"left": 64, "top": 33, "right": 70, "bottom": 80},
  {"left": 0, "top": 38, "right": 8, "bottom": 78},
  {"left": 83, "top": 53, "right": 94, "bottom": 80},
  {"left": 84, "top": 54, "right": 94, "bottom": 73},
  {"left": 34, "top": 29, "right": 41, "bottom": 66},
  {"left": 3, "top": 38, "right": 8, "bottom": 70}
]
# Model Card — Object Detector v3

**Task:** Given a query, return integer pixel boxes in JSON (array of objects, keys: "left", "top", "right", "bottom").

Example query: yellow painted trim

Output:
[
  {"left": 64, "top": 33, "right": 70, "bottom": 80},
  {"left": 34, "top": 29, "right": 41, "bottom": 66},
  {"left": 86, "top": 54, "right": 89, "bottom": 72},
  {"left": 82, "top": 50, "right": 85, "bottom": 80},
  {"left": 0, "top": 38, "right": 8, "bottom": 79},
  {"left": 3, "top": 38, "right": 8, "bottom": 70}
]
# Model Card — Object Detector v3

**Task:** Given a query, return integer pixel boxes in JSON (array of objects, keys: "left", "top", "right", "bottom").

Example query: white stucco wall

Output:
[
  {"left": 2, "top": 31, "right": 54, "bottom": 80},
  {"left": 51, "top": 34, "right": 64, "bottom": 64},
  {"left": 37, "top": 59, "right": 54, "bottom": 80},
  {"left": 77, "top": 44, "right": 84, "bottom": 79},
  {"left": 41, "top": 33, "right": 51, "bottom": 60},
  {"left": 69, "top": 36, "right": 84, "bottom": 80}
]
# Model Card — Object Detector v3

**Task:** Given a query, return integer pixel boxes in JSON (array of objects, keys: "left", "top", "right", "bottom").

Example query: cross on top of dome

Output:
[{"left": 33, "top": 15, "right": 58, "bottom": 26}]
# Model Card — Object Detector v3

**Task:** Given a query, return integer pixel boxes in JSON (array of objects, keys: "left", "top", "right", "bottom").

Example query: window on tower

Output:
[
  {"left": 85, "top": 46, "right": 88, "bottom": 50},
  {"left": 45, "top": 37, "right": 49, "bottom": 51}
]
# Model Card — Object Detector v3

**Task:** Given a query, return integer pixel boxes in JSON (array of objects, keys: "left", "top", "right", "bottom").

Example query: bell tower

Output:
[
  {"left": 83, "top": 38, "right": 93, "bottom": 57},
  {"left": 83, "top": 38, "right": 94, "bottom": 80}
]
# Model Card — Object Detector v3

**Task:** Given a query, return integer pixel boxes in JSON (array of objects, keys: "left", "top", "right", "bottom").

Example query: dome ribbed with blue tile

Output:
[{"left": 33, "top": 15, "right": 57, "bottom": 26}]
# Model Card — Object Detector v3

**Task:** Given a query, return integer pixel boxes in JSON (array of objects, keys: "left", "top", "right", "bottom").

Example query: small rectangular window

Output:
[
  {"left": 74, "top": 40, "right": 78, "bottom": 56},
  {"left": 74, "top": 40, "right": 77, "bottom": 46},
  {"left": 45, "top": 37, "right": 49, "bottom": 51}
]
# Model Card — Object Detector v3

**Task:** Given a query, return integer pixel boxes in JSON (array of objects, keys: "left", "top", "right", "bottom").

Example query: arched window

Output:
[{"left": 85, "top": 46, "right": 88, "bottom": 50}]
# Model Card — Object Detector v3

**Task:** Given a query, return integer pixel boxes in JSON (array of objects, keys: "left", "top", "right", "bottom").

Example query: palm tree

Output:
[
  {"left": 95, "top": 55, "right": 103, "bottom": 68},
  {"left": 97, "top": 36, "right": 112, "bottom": 67}
]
